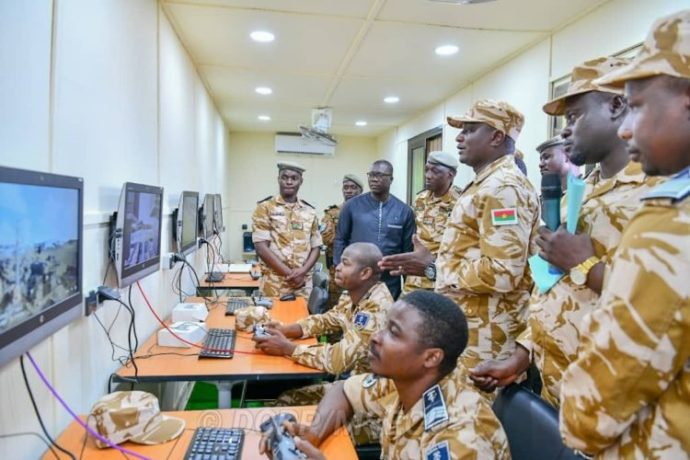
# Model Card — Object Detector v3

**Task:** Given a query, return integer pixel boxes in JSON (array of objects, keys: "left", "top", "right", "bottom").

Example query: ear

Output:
[
  {"left": 421, "top": 348, "right": 444, "bottom": 370},
  {"left": 609, "top": 95, "right": 627, "bottom": 120},
  {"left": 358, "top": 266, "right": 373, "bottom": 282},
  {"left": 489, "top": 129, "right": 506, "bottom": 147}
]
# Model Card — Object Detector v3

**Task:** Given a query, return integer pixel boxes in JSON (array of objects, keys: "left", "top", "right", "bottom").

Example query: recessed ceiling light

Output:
[
  {"left": 255, "top": 86, "right": 273, "bottom": 95},
  {"left": 355, "top": 120, "right": 368, "bottom": 127},
  {"left": 250, "top": 31, "right": 275, "bottom": 43},
  {"left": 435, "top": 45, "right": 459, "bottom": 56},
  {"left": 384, "top": 96, "right": 400, "bottom": 104},
  {"left": 257, "top": 115, "right": 271, "bottom": 121}
]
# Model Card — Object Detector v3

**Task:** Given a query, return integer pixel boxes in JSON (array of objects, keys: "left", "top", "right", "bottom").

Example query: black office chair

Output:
[
  {"left": 312, "top": 269, "right": 329, "bottom": 290},
  {"left": 493, "top": 384, "right": 582, "bottom": 460},
  {"left": 307, "top": 286, "right": 329, "bottom": 315}
]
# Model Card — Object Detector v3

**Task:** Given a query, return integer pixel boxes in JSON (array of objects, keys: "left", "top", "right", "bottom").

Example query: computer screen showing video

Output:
[{"left": 0, "top": 166, "right": 83, "bottom": 368}]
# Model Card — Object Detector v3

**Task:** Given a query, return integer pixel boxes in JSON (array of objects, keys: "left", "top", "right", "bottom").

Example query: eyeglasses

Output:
[{"left": 366, "top": 172, "right": 392, "bottom": 179}]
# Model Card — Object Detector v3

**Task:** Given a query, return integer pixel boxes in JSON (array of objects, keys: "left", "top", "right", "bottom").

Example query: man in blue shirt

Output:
[{"left": 334, "top": 160, "right": 415, "bottom": 299}]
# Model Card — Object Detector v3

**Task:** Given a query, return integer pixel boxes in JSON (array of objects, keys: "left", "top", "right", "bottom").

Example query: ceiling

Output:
[{"left": 162, "top": 0, "right": 610, "bottom": 137}]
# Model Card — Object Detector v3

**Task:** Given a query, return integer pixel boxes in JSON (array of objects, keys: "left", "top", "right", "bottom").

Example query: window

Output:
[{"left": 407, "top": 127, "right": 442, "bottom": 203}]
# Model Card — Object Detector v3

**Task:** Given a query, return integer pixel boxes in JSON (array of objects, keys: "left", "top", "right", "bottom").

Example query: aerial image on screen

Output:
[
  {"left": 0, "top": 183, "right": 79, "bottom": 335},
  {"left": 123, "top": 191, "right": 161, "bottom": 269}
]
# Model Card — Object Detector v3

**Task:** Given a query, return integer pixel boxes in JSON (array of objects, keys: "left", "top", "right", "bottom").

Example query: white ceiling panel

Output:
[{"left": 165, "top": 0, "right": 375, "bottom": 18}]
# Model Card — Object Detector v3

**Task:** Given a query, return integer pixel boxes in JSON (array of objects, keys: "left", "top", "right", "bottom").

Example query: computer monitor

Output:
[
  {"left": 213, "top": 194, "right": 224, "bottom": 234},
  {"left": 111, "top": 182, "right": 163, "bottom": 288},
  {"left": 199, "top": 194, "right": 215, "bottom": 240},
  {"left": 0, "top": 166, "right": 83, "bottom": 369},
  {"left": 172, "top": 191, "right": 199, "bottom": 256}
]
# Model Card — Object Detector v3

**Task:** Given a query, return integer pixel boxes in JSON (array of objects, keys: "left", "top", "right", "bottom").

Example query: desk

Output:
[
  {"left": 198, "top": 273, "right": 260, "bottom": 296},
  {"left": 44, "top": 406, "right": 357, "bottom": 459},
  {"left": 114, "top": 297, "right": 325, "bottom": 407}
]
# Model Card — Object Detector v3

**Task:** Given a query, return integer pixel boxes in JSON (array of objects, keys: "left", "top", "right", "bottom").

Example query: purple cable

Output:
[{"left": 25, "top": 352, "right": 152, "bottom": 460}]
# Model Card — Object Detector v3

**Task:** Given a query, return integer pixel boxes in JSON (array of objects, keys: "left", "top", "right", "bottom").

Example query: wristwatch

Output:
[
  {"left": 569, "top": 256, "right": 600, "bottom": 286},
  {"left": 424, "top": 262, "right": 437, "bottom": 281}
]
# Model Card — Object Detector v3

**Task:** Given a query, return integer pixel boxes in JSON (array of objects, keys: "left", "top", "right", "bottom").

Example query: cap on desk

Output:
[
  {"left": 87, "top": 391, "right": 185, "bottom": 448},
  {"left": 235, "top": 306, "right": 270, "bottom": 332}
]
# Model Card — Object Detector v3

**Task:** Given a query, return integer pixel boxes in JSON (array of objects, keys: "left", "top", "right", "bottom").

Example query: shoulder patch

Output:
[
  {"left": 257, "top": 195, "right": 273, "bottom": 204},
  {"left": 491, "top": 207, "right": 518, "bottom": 226},
  {"left": 362, "top": 374, "right": 378, "bottom": 389},
  {"left": 327, "top": 204, "right": 338, "bottom": 210},
  {"left": 353, "top": 312, "right": 370, "bottom": 328},
  {"left": 642, "top": 177, "right": 690, "bottom": 202},
  {"left": 423, "top": 384, "right": 448, "bottom": 431},
  {"left": 425, "top": 441, "right": 450, "bottom": 460},
  {"left": 301, "top": 199, "right": 315, "bottom": 209}
]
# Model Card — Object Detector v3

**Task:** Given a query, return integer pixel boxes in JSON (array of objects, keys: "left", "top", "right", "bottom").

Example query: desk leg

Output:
[{"left": 216, "top": 381, "right": 237, "bottom": 409}]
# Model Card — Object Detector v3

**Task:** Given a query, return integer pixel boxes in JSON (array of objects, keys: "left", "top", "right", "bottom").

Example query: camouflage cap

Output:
[
  {"left": 343, "top": 174, "right": 364, "bottom": 189},
  {"left": 536, "top": 136, "right": 565, "bottom": 153},
  {"left": 447, "top": 99, "right": 524, "bottom": 141},
  {"left": 427, "top": 150, "right": 460, "bottom": 170},
  {"left": 235, "top": 305, "right": 270, "bottom": 332},
  {"left": 87, "top": 391, "right": 185, "bottom": 449},
  {"left": 542, "top": 56, "right": 631, "bottom": 115},
  {"left": 595, "top": 10, "right": 690, "bottom": 87},
  {"left": 277, "top": 161, "right": 305, "bottom": 174}
]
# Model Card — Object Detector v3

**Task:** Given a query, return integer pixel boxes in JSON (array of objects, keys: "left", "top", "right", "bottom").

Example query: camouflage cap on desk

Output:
[
  {"left": 447, "top": 99, "right": 525, "bottom": 141},
  {"left": 543, "top": 56, "right": 631, "bottom": 115},
  {"left": 87, "top": 391, "right": 185, "bottom": 448},
  {"left": 235, "top": 305, "right": 270, "bottom": 331},
  {"left": 595, "top": 10, "right": 690, "bottom": 87}
]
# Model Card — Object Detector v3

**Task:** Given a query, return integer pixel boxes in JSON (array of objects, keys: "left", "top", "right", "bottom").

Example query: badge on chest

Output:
[
  {"left": 353, "top": 312, "right": 370, "bottom": 328},
  {"left": 423, "top": 384, "right": 448, "bottom": 431},
  {"left": 291, "top": 222, "right": 304, "bottom": 230},
  {"left": 425, "top": 441, "right": 450, "bottom": 460}
]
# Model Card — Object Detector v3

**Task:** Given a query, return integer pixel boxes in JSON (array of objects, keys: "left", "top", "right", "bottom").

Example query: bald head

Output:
[{"left": 342, "top": 242, "right": 382, "bottom": 278}]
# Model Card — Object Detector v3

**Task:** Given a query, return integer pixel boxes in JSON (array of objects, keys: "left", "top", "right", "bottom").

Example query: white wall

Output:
[
  {"left": 0, "top": 1, "right": 231, "bottom": 459},
  {"left": 225, "top": 132, "right": 379, "bottom": 260},
  {"left": 377, "top": 0, "right": 684, "bottom": 191}
]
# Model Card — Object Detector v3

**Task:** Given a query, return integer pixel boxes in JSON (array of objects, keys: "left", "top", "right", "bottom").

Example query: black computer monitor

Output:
[
  {"left": 173, "top": 191, "right": 199, "bottom": 256},
  {"left": 0, "top": 166, "right": 83, "bottom": 369},
  {"left": 199, "top": 194, "right": 215, "bottom": 239},
  {"left": 213, "top": 194, "right": 224, "bottom": 234},
  {"left": 112, "top": 182, "right": 163, "bottom": 288}
]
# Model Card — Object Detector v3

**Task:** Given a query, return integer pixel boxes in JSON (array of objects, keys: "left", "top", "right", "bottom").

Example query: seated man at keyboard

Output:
[
  {"left": 253, "top": 242, "right": 393, "bottom": 444},
  {"left": 261, "top": 291, "right": 509, "bottom": 460}
]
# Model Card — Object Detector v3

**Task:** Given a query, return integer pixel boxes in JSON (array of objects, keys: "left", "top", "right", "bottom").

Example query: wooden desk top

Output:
[
  {"left": 198, "top": 272, "right": 260, "bottom": 288},
  {"left": 115, "top": 297, "right": 325, "bottom": 382},
  {"left": 44, "top": 406, "right": 357, "bottom": 459}
]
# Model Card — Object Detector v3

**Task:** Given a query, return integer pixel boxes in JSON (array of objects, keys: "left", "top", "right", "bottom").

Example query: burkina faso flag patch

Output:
[{"left": 491, "top": 208, "right": 518, "bottom": 226}]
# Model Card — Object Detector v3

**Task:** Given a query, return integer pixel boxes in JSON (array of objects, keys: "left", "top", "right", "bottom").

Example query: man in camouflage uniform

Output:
[
  {"left": 470, "top": 57, "right": 662, "bottom": 408},
  {"left": 381, "top": 100, "right": 540, "bottom": 373},
  {"left": 402, "top": 151, "right": 461, "bottom": 294},
  {"left": 253, "top": 242, "right": 393, "bottom": 444},
  {"left": 321, "top": 174, "right": 364, "bottom": 307},
  {"left": 557, "top": 10, "right": 690, "bottom": 457},
  {"left": 264, "top": 291, "right": 509, "bottom": 459},
  {"left": 537, "top": 136, "right": 581, "bottom": 190},
  {"left": 252, "top": 161, "right": 322, "bottom": 298}
]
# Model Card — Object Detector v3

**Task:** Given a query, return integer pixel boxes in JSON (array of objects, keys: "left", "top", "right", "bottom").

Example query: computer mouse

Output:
[
  {"left": 255, "top": 298, "right": 273, "bottom": 308},
  {"left": 279, "top": 293, "right": 296, "bottom": 302}
]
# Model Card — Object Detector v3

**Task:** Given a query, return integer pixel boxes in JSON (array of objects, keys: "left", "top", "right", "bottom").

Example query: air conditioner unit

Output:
[{"left": 275, "top": 132, "right": 335, "bottom": 156}]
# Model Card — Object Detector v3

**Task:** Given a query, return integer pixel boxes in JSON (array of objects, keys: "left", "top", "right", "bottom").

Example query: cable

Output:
[
  {"left": 135, "top": 281, "right": 262, "bottom": 355},
  {"left": 24, "top": 352, "right": 151, "bottom": 460},
  {"left": 0, "top": 431, "right": 58, "bottom": 459},
  {"left": 238, "top": 380, "right": 248, "bottom": 408},
  {"left": 20, "top": 356, "right": 76, "bottom": 460}
]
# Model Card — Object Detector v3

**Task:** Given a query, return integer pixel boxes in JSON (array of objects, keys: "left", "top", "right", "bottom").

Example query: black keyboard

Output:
[
  {"left": 225, "top": 298, "right": 250, "bottom": 316},
  {"left": 199, "top": 328, "right": 236, "bottom": 359},
  {"left": 206, "top": 271, "right": 225, "bottom": 282},
  {"left": 184, "top": 427, "right": 244, "bottom": 460}
]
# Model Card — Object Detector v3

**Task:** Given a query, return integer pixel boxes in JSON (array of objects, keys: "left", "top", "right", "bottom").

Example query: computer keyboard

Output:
[
  {"left": 225, "top": 298, "right": 250, "bottom": 316},
  {"left": 199, "top": 328, "right": 236, "bottom": 359},
  {"left": 206, "top": 271, "right": 225, "bottom": 282},
  {"left": 184, "top": 427, "right": 244, "bottom": 460}
]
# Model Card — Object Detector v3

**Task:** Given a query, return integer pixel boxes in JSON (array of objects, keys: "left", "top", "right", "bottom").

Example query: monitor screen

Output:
[
  {"left": 177, "top": 191, "right": 198, "bottom": 255},
  {"left": 213, "top": 194, "right": 224, "bottom": 234},
  {"left": 200, "top": 194, "right": 215, "bottom": 239},
  {"left": 114, "top": 182, "right": 163, "bottom": 288},
  {"left": 0, "top": 166, "right": 83, "bottom": 369}
]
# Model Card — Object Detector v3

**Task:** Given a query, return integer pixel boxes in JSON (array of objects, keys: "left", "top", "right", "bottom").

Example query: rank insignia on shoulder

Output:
[
  {"left": 425, "top": 441, "right": 450, "bottom": 460},
  {"left": 258, "top": 195, "right": 273, "bottom": 204},
  {"left": 353, "top": 312, "right": 370, "bottom": 328},
  {"left": 423, "top": 384, "right": 448, "bottom": 431},
  {"left": 491, "top": 207, "right": 518, "bottom": 226},
  {"left": 362, "top": 374, "right": 378, "bottom": 388},
  {"left": 300, "top": 199, "right": 315, "bottom": 209},
  {"left": 642, "top": 177, "right": 690, "bottom": 202}
]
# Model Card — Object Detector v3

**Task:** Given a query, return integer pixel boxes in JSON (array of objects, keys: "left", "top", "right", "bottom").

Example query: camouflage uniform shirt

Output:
[
  {"left": 252, "top": 195, "right": 322, "bottom": 297},
  {"left": 519, "top": 162, "right": 661, "bottom": 407},
  {"left": 343, "top": 367, "right": 510, "bottom": 459},
  {"left": 404, "top": 186, "right": 461, "bottom": 292},
  {"left": 560, "top": 167, "right": 690, "bottom": 458},
  {"left": 321, "top": 204, "right": 343, "bottom": 306},
  {"left": 291, "top": 281, "right": 393, "bottom": 375},
  {"left": 435, "top": 155, "right": 539, "bottom": 370}
]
